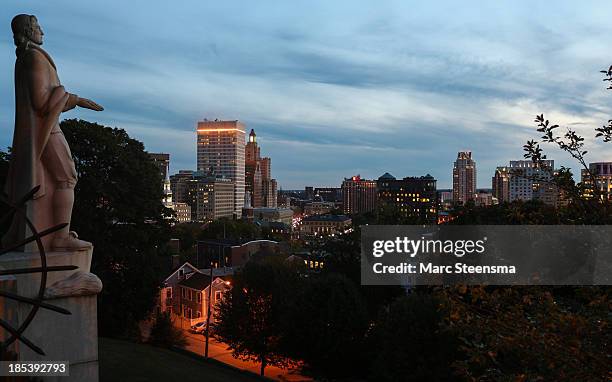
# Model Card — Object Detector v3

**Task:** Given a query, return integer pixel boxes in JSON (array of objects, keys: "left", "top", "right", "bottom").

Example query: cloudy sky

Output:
[{"left": 2, "top": 1, "right": 612, "bottom": 189}]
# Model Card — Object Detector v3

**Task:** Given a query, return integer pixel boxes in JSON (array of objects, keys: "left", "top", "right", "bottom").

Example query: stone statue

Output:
[{"left": 3, "top": 14, "right": 103, "bottom": 251}]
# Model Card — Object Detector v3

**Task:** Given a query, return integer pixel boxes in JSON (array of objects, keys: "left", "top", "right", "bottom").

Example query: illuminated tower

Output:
[
  {"left": 197, "top": 120, "right": 245, "bottom": 216},
  {"left": 245, "top": 129, "right": 263, "bottom": 207},
  {"left": 452, "top": 151, "right": 477, "bottom": 205},
  {"left": 244, "top": 128, "right": 277, "bottom": 208}
]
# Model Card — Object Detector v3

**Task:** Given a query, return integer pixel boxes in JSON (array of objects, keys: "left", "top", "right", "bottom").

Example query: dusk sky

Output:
[{"left": 2, "top": 1, "right": 612, "bottom": 189}]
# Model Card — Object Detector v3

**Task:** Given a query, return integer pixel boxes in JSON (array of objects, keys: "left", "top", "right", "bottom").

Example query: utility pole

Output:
[
  {"left": 205, "top": 221, "right": 225, "bottom": 359},
  {"left": 204, "top": 257, "right": 213, "bottom": 358}
]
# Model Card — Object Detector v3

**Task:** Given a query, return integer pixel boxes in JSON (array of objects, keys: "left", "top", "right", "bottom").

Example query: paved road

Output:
[{"left": 182, "top": 330, "right": 311, "bottom": 381}]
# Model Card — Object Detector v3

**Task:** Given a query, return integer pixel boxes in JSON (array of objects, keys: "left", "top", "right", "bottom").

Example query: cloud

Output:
[{"left": 2, "top": 1, "right": 612, "bottom": 189}]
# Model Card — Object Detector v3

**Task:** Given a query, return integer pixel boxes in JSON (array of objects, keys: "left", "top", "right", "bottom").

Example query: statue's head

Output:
[{"left": 11, "top": 14, "right": 43, "bottom": 48}]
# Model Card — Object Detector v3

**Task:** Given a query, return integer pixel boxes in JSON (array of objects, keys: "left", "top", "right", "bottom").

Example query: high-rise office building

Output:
[
  {"left": 492, "top": 166, "right": 511, "bottom": 203},
  {"left": 581, "top": 162, "right": 612, "bottom": 200},
  {"left": 377, "top": 173, "right": 437, "bottom": 223},
  {"left": 452, "top": 151, "right": 477, "bottom": 205},
  {"left": 341, "top": 175, "right": 377, "bottom": 215},
  {"left": 149, "top": 153, "right": 172, "bottom": 207},
  {"left": 263, "top": 179, "right": 278, "bottom": 208},
  {"left": 149, "top": 153, "right": 170, "bottom": 180},
  {"left": 185, "top": 172, "right": 235, "bottom": 222},
  {"left": 169, "top": 170, "right": 235, "bottom": 222},
  {"left": 508, "top": 160, "right": 557, "bottom": 205},
  {"left": 244, "top": 129, "right": 277, "bottom": 208},
  {"left": 170, "top": 170, "right": 194, "bottom": 204},
  {"left": 197, "top": 120, "right": 245, "bottom": 216}
]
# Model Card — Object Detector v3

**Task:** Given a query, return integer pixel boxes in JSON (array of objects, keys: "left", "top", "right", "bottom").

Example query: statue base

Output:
[{"left": 0, "top": 247, "right": 102, "bottom": 381}]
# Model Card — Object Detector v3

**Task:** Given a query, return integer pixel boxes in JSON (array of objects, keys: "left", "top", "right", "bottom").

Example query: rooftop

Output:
[
  {"left": 178, "top": 272, "right": 212, "bottom": 290},
  {"left": 378, "top": 172, "right": 396, "bottom": 181},
  {"left": 302, "top": 214, "right": 351, "bottom": 222}
]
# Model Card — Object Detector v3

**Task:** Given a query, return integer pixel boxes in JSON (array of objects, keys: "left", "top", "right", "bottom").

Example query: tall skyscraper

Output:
[
  {"left": 452, "top": 151, "right": 477, "bottom": 205},
  {"left": 245, "top": 129, "right": 263, "bottom": 207},
  {"left": 244, "top": 129, "right": 277, "bottom": 208},
  {"left": 342, "top": 175, "right": 377, "bottom": 215},
  {"left": 492, "top": 166, "right": 510, "bottom": 203},
  {"left": 197, "top": 120, "right": 245, "bottom": 216},
  {"left": 377, "top": 172, "right": 437, "bottom": 223}
]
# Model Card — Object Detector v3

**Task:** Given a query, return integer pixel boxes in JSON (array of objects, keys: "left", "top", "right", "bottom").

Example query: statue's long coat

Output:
[{"left": 3, "top": 42, "right": 78, "bottom": 249}]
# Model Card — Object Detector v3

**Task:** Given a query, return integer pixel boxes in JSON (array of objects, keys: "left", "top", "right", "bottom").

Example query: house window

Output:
[
  {"left": 197, "top": 293, "right": 202, "bottom": 303},
  {"left": 196, "top": 311, "right": 201, "bottom": 318},
  {"left": 166, "top": 287, "right": 172, "bottom": 299},
  {"left": 189, "top": 290, "right": 194, "bottom": 301},
  {"left": 215, "top": 290, "right": 222, "bottom": 303}
]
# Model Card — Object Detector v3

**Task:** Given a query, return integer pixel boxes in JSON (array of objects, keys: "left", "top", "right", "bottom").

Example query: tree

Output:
[
  {"left": 442, "top": 67, "right": 612, "bottom": 380},
  {"left": 370, "top": 293, "right": 459, "bottom": 382},
  {"left": 60, "top": 119, "right": 173, "bottom": 337},
  {"left": 441, "top": 285, "right": 610, "bottom": 381},
  {"left": 519, "top": 67, "right": 612, "bottom": 222},
  {"left": 317, "top": 228, "right": 404, "bottom": 320},
  {"left": 197, "top": 218, "right": 261, "bottom": 241},
  {"left": 148, "top": 311, "right": 187, "bottom": 349},
  {"left": 170, "top": 222, "right": 202, "bottom": 261},
  {"left": 212, "top": 257, "right": 299, "bottom": 376},
  {"left": 451, "top": 200, "right": 561, "bottom": 225},
  {"left": 282, "top": 273, "right": 369, "bottom": 378}
]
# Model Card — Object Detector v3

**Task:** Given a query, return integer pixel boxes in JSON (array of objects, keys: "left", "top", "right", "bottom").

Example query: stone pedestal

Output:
[{"left": 0, "top": 247, "right": 102, "bottom": 381}]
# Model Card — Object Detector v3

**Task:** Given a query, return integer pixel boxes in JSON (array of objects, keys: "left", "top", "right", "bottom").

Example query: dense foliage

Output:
[
  {"left": 60, "top": 119, "right": 173, "bottom": 337},
  {"left": 282, "top": 273, "right": 369, "bottom": 377},
  {"left": 370, "top": 293, "right": 458, "bottom": 382},
  {"left": 213, "top": 257, "right": 300, "bottom": 376},
  {"left": 148, "top": 311, "right": 187, "bottom": 349},
  {"left": 0, "top": 120, "right": 172, "bottom": 338}
]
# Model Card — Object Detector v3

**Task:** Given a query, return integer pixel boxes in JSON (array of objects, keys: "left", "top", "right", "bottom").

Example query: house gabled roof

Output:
[
  {"left": 163, "top": 261, "right": 200, "bottom": 283},
  {"left": 178, "top": 272, "right": 212, "bottom": 291},
  {"left": 178, "top": 272, "right": 233, "bottom": 292}
]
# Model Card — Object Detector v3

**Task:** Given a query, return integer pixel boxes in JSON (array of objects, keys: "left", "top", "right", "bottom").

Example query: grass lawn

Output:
[{"left": 99, "top": 337, "right": 263, "bottom": 382}]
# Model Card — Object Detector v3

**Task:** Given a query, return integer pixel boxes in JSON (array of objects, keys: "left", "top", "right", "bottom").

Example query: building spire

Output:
[{"left": 249, "top": 129, "right": 256, "bottom": 143}]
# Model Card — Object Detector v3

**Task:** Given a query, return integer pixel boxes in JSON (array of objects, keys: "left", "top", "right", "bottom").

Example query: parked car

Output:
[{"left": 189, "top": 321, "right": 208, "bottom": 334}]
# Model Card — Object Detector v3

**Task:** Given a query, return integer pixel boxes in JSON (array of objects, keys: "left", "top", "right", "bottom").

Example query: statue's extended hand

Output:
[{"left": 77, "top": 98, "right": 104, "bottom": 111}]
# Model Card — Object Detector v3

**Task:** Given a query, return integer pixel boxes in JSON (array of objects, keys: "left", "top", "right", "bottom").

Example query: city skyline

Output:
[{"left": 2, "top": 1, "right": 612, "bottom": 189}]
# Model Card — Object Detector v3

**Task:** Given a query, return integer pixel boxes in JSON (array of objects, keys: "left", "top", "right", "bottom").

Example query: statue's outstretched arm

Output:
[
  {"left": 76, "top": 97, "right": 103, "bottom": 111},
  {"left": 25, "top": 50, "right": 103, "bottom": 113}
]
